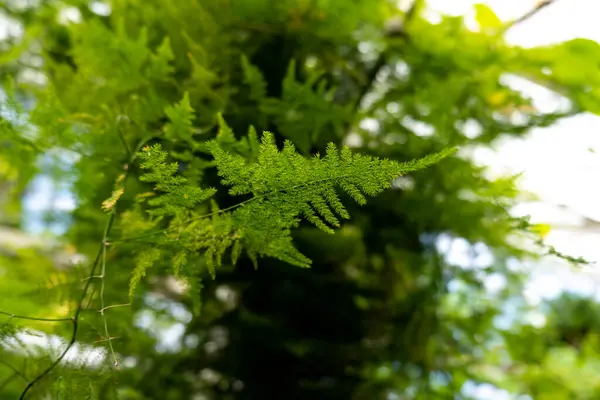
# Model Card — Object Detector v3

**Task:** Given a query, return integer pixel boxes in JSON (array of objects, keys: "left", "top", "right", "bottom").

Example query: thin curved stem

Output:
[
  {"left": 18, "top": 135, "right": 150, "bottom": 399},
  {"left": 0, "top": 372, "right": 18, "bottom": 392},
  {"left": 99, "top": 241, "right": 119, "bottom": 368},
  {"left": 0, "top": 359, "right": 28, "bottom": 383},
  {"left": 503, "top": 0, "right": 560, "bottom": 33},
  {"left": 0, "top": 311, "right": 72, "bottom": 323},
  {"left": 18, "top": 221, "right": 108, "bottom": 400},
  {"left": 115, "top": 115, "right": 132, "bottom": 157}
]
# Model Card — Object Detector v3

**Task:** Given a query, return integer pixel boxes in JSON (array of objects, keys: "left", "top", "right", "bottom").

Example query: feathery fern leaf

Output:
[
  {"left": 265, "top": 61, "right": 351, "bottom": 152},
  {"left": 206, "top": 131, "right": 456, "bottom": 267},
  {"left": 164, "top": 92, "right": 196, "bottom": 145},
  {"left": 241, "top": 58, "right": 350, "bottom": 152},
  {"left": 185, "top": 201, "right": 236, "bottom": 279},
  {"left": 146, "top": 37, "right": 175, "bottom": 81},
  {"left": 138, "top": 144, "right": 216, "bottom": 218},
  {"left": 129, "top": 248, "right": 161, "bottom": 300},
  {"left": 241, "top": 55, "right": 267, "bottom": 103},
  {"left": 215, "top": 113, "right": 260, "bottom": 160},
  {"left": 128, "top": 131, "right": 454, "bottom": 298}
]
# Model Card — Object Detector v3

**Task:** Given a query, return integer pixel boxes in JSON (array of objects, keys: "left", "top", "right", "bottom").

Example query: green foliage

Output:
[
  {"left": 163, "top": 92, "right": 196, "bottom": 145},
  {"left": 240, "top": 55, "right": 267, "bottom": 104},
  {"left": 137, "top": 144, "right": 216, "bottom": 218},
  {"left": 208, "top": 132, "right": 454, "bottom": 268},
  {"left": 260, "top": 61, "right": 351, "bottom": 153},
  {"left": 474, "top": 4, "right": 502, "bottom": 32},
  {"left": 146, "top": 37, "right": 175, "bottom": 82},
  {"left": 130, "top": 130, "right": 452, "bottom": 290},
  {"left": 129, "top": 247, "right": 161, "bottom": 301},
  {"left": 1, "top": 0, "right": 599, "bottom": 399}
]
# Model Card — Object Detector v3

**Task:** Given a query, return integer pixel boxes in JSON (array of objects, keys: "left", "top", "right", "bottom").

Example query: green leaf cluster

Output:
[
  {"left": 130, "top": 127, "right": 452, "bottom": 290},
  {"left": 1, "top": 0, "right": 600, "bottom": 399},
  {"left": 137, "top": 144, "right": 216, "bottom": 218}
]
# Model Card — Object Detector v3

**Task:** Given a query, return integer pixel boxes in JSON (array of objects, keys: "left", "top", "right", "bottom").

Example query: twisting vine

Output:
[{"left": 12, "top": 135, "right": 152, "bottom": 399}]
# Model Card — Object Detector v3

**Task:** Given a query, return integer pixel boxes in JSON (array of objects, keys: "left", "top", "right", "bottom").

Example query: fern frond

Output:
[
  {"left": 187, "top": 274, "right": 204, "bottom": 316},
  {"left": 186, "top": 201, "right": 236, "bottom": 279},
  {"left": 146, "top": 37, "right": 175, "bottom": 81},
  {"left": 138, "top": 144, "right": 216, "bottom": 218},
  {"left": 262, "top": 61, "right": 351, "bottom": 152},
  {"left": 172, "top": 250, "right": 188, "bottom": 276},
  {"left": 207, "top": 131, "right": 456, "bottom": 267},
  {"left": 214, "top": 114, "right": 260, "bottom": 161},
  {"left": 241, "top": 55, "right": 267, "bottom": 103},
  {"left": 164, "top": 92, "right": 196, "bottom": 144},
  {"left": 216, "top": 113, "right": 236, "bottom": 144},
  {"left": 129, "top": 248, "right": 161, "bottom": 300},
  {"left": 128, "top": 129, "right": 454, "bottom": 294}
]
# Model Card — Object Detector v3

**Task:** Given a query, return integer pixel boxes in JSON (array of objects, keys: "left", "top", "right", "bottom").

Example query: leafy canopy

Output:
[{"left": 0, "top": 0, "right": 599, "bottom": 399}]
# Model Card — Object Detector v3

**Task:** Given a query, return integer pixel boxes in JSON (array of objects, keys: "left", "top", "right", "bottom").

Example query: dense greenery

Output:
[{"left": 1, "top": 0, "right": 600, "bottom": 399}]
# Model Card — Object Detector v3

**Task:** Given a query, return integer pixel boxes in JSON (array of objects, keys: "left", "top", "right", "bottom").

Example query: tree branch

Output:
[{"left": 503, "top": 0, "right": 560, "bottom": 33}]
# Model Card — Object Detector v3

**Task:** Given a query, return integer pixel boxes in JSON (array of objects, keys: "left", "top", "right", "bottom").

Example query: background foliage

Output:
[{"left": 1, "top": 0, "right": 600, "bottom": 399}]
